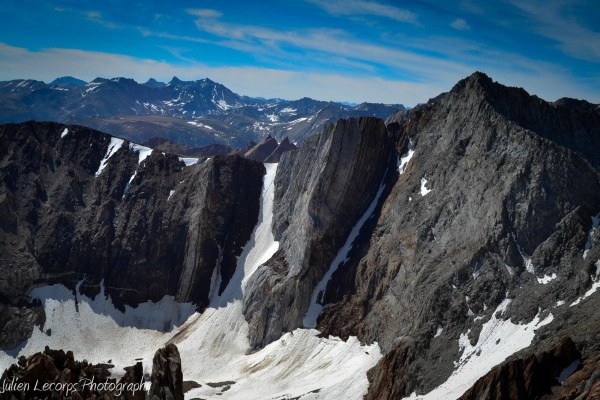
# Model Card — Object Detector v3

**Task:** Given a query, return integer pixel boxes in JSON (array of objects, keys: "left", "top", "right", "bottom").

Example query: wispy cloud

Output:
[
  {"left": 186, "top": 8, "right": 223, "bottom": 18},
  {"left": 509, "top": 0, "right": 600, "bottom": 62},
  {"left": 84, "top": 10, "right": 119, "bottom": 29},
  {"left": 1, "top": 41, "right": 596, "bottom": 105},
  {"left": 450, "top": 18, "right": 470, "bottom": 30},
  {"left": 0, "top": 42, "right": 441, "bottom": 104},
  {"left": 184, "top": 10, "right": 469, "bottom": 82},
  {"left": 306, "top": 0, "right": 418, "bottom": 24}
]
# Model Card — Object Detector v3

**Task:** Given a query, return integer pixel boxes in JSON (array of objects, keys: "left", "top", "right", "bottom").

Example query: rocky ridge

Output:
[
  {"left": 0, "top": 77, "right": 404, "bottom": 148},
  {"left": 0, "top": 121, "right": 264, "bottom": 345}
]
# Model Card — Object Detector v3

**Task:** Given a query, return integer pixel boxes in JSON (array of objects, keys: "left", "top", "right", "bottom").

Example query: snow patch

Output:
[
  {"left": 216, "top": 100, "right": 231, "bottom": 110},
  {"left": 122, "top": 172, "right": 136, "bottom": 198},
  {"left": 570, "top": 261, "right": 600, "bottom": 306},
  {"left": 179, "top": 157, "right": 199, "bottom": 166},
  {"left": 168, "top": 190, "right": 175, "bottom": 201},
  {"left": 583, "top": 212, "right": 600, "bottom": 259},
  {"left": 0, "top": 162, "right": 382, "bottom": 400},
  {"left": 511, "top": 232, "right": 535, "bottom": 274},
  {"left": 420, "top": 177, "right": 432, "bottom": 196},
  {"left": 129, "top": 143, "right": 153, "bottom": 164},
  {"left": 537, "top": 273, "right": 557, "bottom": 284},
  {"left": 0, "top": 282, "right": 195, "bottom": 378},
  {"left": 95, "top": 137, "right": 124, "bottom": 177},
  {"left": 187, "top": 121, "right": 214, "bottom": 130},
  {"left": 237, "top": 163, "right": 280, "bottom": 292},
  {"left": 266, "top": 113, "right": 279, "bottom": 122},
  {"left": 434, "top": 326, "right": 443, "bottom": 338},
  {"left": 404, "top": 299, "right": 554, "bottom": 399},
  {"left": 280, "top": 107, "right": 297, "bottom": 114},
  {"left": 304, "top": 179, "right": 386, "bottom": 328},
  {"left": 398, "top": 140, "right": 414, "bottom": 174},
  {"left": 60, "top": 128, "right": 69, "bottom": 138}
]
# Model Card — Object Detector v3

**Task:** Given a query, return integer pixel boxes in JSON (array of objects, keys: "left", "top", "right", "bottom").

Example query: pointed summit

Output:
[
  {"left": 168, "top": 76, "right": 183, "bottom": 86},
  {"left": 144, "top": 78, "right": 166, "bottom": 88}
]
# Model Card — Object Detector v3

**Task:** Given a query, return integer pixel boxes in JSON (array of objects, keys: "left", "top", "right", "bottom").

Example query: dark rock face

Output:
[
  {"left": 147, "top": 344, "right": 184, "bottom": 400},
  {"left": 243, "top": 117, "right": 393, "bottom": 348},
  {"left": 0, "top": 121, "right": 263, "bottom": 345},
  {"left": 458, "top": 337, "right": 580, "bottom": 400},
  {"left": 263, "top": 137, "right": 297, "bottom": 163},
  {"left": 243, "top": 135, "right": 279, "bottom": 161}
]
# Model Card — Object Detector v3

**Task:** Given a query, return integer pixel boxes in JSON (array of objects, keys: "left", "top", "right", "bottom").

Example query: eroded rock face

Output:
[
  {"left": 0, "top": 121, "right": 263, "bottom": 346},
  {"left": 458, "top": 337, "right": 580, "bottom": 400},
  {"left": 148, "top": 344, "right": 184, "bottom": 400},
  {"left": 262, "top": 73, "right": 600, "bottom": 396},
  {"left": 243, "top": 117, "right": 393, "bottom": 348}
]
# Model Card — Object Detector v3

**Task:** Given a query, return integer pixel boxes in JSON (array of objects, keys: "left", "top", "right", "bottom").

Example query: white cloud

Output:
[
  {"left": 0, "top": 42, "right": 439, "bottom": 105},
  {"left": 306, "top": 0, "right": 418, "bottom": 24},
  {"left": 509, "top": 0, "right": 600, "bottom": 62},
  {"left": 186, "top": 8, "right": 223, "bottom": 18},
  {"left": 183, "top": 13, "right": 471, "bottom": 83},
  {"left": 0, "top": 40, "right": 597, "bottom": 106},
  {"left": 450, "top": 18, "right": 470, "bottom": 30}
]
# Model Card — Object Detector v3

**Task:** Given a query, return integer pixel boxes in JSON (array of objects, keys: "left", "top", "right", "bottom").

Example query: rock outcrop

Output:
[
  {"left": 243, "top": 116, "right": 393, "bottom": 348},
  {"left": 458, "top": 337, "right": 580, "bottom": 400},
  {"left": 147, "top": 344, "right": 184, "bottom": 400},
  {"left": 0, "top": 346, "right": 144, "bottom": 400}
]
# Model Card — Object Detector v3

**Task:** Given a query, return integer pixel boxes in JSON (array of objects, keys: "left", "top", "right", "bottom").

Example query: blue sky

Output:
[{"left": 0, "top": 0, "right": 598, "bottom": 105}]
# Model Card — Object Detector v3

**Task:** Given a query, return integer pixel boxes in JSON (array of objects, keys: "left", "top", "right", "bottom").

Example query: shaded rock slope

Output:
[
  {"left": 2, "top": 72, "right": 600, "bottom": 399},
  {"left": 143, "top": 134, "right": 297, "bottom": 162},
  {"left": 0, "top": 121, "right": 263, "bottom": 347},
  {"left": 243, "top": 116, "right": 393, "bottom": 348}
]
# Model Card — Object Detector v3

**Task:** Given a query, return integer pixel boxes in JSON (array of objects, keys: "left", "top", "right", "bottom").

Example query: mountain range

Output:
[
  {"left": 0, "top": 76, "right": 404, "bottom": 149},
  {"left": 1, "top": 72, "right": 600, "bottom": 399}
]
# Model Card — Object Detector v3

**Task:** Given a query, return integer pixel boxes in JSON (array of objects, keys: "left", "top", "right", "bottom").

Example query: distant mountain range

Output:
[{"left": 0, "top": 76, "right": 405, "bottom": 148}]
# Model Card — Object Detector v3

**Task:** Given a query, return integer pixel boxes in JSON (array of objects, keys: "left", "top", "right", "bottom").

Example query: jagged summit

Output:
[
  {"left": 168, "top": 76, "right": 183, "bottom": 85},
  {"left": 554, "top": 97, "right": 600, "bottom": 113},
  {"left": 143, "top": 77, "right": 166, "bottom": 88},
  {"left": 0, "top": 75, "right": 404, "bottom": 148}
]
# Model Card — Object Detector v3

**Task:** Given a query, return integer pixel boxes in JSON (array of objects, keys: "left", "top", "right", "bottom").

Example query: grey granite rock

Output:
[{"left": 243, "top": 117, "right": 393, "bottom": 348}]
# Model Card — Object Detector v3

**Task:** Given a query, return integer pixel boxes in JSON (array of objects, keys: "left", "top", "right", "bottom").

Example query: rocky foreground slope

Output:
[{"left": 1, "top": 72, "right": 600, "bottom": 399}]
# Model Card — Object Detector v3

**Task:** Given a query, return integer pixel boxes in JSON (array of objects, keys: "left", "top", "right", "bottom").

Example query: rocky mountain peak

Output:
[
  {"left": 144, "top": 77, "right": 166, "bottom": 88},
  {"left": 50, "top": 76, "right": 87, "bottom": 89},
  {"left": 168, "top": 76, "right": 183, "bottom": 86}
]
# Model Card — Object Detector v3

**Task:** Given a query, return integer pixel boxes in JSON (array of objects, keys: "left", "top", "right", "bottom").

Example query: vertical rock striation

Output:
[{"left": 243, "top": 117, "right": 393, "bottom": 348}]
